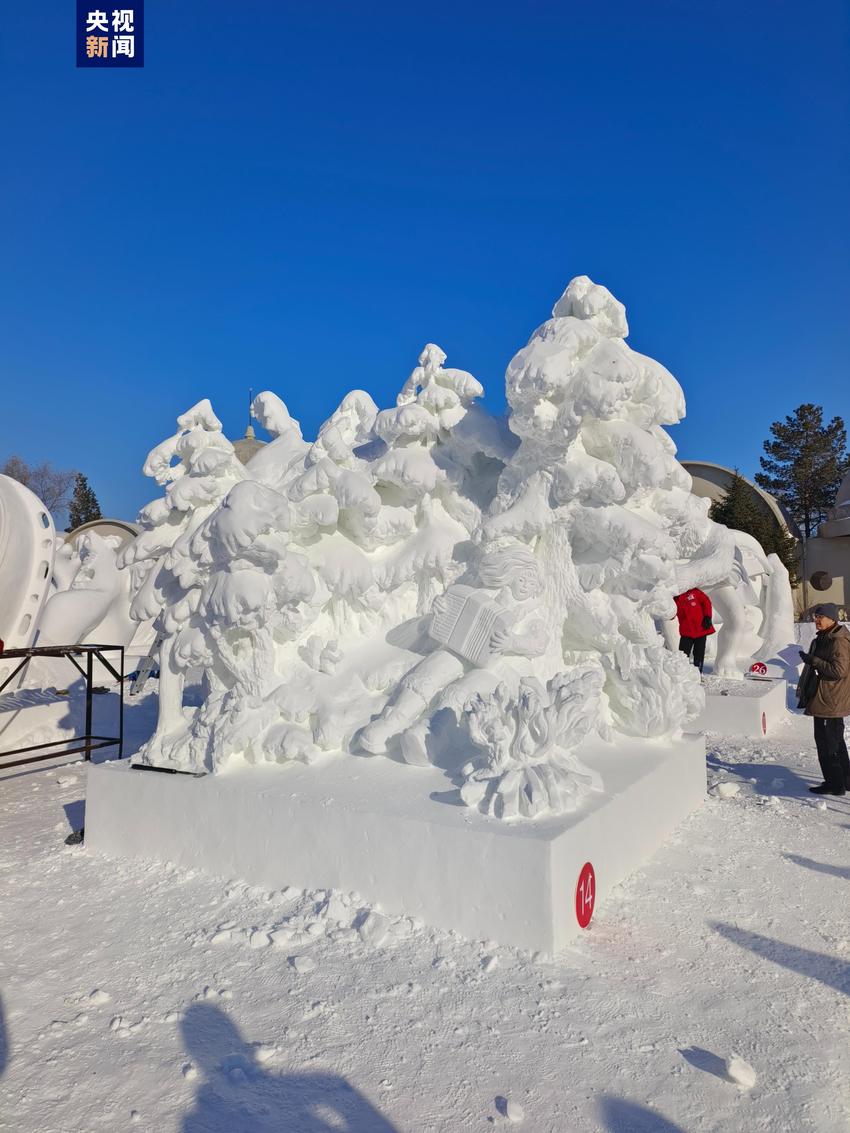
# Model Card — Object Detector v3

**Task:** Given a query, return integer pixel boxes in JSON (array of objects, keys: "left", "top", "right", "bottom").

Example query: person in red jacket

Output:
[{"left": 673, "top": 588, "right": 714, "bottom": 672}]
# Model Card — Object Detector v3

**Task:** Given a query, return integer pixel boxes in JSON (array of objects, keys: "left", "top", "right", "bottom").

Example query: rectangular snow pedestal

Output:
[
  {"left": 694, "top": 678, "right": 787, "bottom": 738},
  {"left": 85, "top": 734, "right": 705, "bottom": 954}
]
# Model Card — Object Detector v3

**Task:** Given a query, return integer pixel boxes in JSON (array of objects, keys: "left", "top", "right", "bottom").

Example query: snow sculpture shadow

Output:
[
  {"left": 713, "top": 923, "right": 850, "bottom": 997},
  {"left": 597, "top": 1095, "right": 687, "bottom": 1132},
  {"left": 705, "top": 749, "right": 812, "bottom": 800},
  {"left": 180, "top": 1003, "right": 399, "bottom": 1133}
]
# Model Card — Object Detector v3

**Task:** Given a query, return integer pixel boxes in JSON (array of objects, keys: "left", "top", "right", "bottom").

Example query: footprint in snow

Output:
[{"left": 290, "top": 955, "right": 317, "bottom": 974}]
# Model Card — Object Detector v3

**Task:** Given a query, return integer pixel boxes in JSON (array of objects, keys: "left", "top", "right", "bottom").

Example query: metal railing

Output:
[{"left": 0, "top": 645, "right": 125, "bottom": 770}]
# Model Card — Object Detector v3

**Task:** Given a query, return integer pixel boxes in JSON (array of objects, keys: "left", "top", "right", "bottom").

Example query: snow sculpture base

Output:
[
  {"left": 694, "top": 677, "right": 787, "bottom": 737},
  {"left": 85, "top": 734, "right": 706, "bottom": 953}
]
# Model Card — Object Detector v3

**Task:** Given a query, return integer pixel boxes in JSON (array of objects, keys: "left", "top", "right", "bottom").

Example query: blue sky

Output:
[{"left": 1, "top": 1, "right": 848, "bottom": 521}]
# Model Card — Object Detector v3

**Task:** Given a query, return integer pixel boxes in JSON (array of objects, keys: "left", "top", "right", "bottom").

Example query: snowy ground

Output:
[{"left": 1, "top": 685, "right": 849, "bottom": 1132}]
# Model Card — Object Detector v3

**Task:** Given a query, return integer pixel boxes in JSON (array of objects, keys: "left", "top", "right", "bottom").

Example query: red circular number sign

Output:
[
  {"left": 575, "top": 862, "right": 596, "bottom": 928},
  {"left": 750, "top": 662, "right": 767, "bottom": 676}
]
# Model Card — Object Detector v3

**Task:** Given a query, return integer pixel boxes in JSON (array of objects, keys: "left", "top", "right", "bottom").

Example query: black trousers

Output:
[
  {"left": 813, "top": 717, "right": 850, "bottom": 790},
  {"left": 679, "top": 635, "right": 706, "bottom": 673}
]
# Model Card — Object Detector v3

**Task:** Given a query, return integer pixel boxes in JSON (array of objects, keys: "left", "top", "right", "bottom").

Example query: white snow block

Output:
[
  {"left": 85, "top": 734, "right": 705, "bottom": 953},
  {"left": 693, "top": 678, "right": 787, "bottom": 738}
]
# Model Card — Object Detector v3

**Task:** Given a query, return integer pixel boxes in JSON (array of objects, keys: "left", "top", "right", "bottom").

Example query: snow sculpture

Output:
[
  {"left": 369, "top": 274, "right": 714, "bottom": 797},
  {"left": 125, "top": 348, "right": 508, "bottom": 773},
  {"left": 39, "top": 532, "right": 137, "bottom": 649},
  {"left": 359, "top": 544, "right": 549, "bottom": 760},
  {"left": 668, "top": 522, "right": 795, "bottom": 678},
  {"left": 710, "top": 534, "right": 795, "bottom": 677},
  {"left": 118, "top": 400, "right": 251, "bottom": 760},
  {"left": 123, "top": 275, "right": 792, "bottom": 818},
  {"left": 0, "top": 475, "right": 150, "bottom": 696},
  {"left": 460, "top": 668, "right": 604, "bottom": 818},
  {"left": 819, "top": 469, "right": 850, "bottom": 538},
  {"left": 0, "top": 474, "right": 56, "bottom": 655}
]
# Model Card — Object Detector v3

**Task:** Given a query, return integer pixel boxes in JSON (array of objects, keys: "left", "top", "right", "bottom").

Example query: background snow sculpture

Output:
[
  {"left": 708, "top": 533, "right": 795, "bottom": 677},
  {"left": 665, "top": 524, "right": 796, "bottom": 678},
  {"left": 120, "top": 275, "right": 796, "bottom": 818},
  {"left": 39, "top": 532, "right": 138, "bottom": 650},
  {"left": 0, "top": 474, "right": 56, "bottom": 657},
  {"left": 819, "top": 468, "right": 850, "bottom": 537}
]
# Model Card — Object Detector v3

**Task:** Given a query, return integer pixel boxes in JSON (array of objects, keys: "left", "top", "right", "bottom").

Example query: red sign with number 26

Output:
[{"left": 575, "top": 861, "right": 595, "bottom": 928}]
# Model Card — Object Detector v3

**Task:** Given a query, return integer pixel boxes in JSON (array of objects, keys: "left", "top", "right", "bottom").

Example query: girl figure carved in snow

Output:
[{"left": 358, "top": 544, "right": 548, "bottom": 760}]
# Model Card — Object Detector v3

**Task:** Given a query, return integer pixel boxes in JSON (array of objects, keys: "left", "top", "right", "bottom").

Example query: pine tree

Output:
[
  {"left": 709, "top": 470, "right": 799, "bottom": 582},
  {"left": 66, "top": 473, "right": 102, "bottom": 530},
  {"left": 755, "top": 404, "right": 850, "bottom": 539},
  {"left": 709, "top": 470, "right": 764, "bottom": 533}
]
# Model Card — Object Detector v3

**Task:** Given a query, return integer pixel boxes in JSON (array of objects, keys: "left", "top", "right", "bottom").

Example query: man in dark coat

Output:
[
  {"left": 673, "top": 588, "right": 714, "bottom": 673},
  {"left": 797, "top": 602, "right": 850, "bottom": 796}
]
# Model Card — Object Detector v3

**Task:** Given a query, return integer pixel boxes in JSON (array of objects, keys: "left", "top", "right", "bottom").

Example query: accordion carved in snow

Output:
[{"left": 428, "top": 585, "right": 507, "bottom": 667}]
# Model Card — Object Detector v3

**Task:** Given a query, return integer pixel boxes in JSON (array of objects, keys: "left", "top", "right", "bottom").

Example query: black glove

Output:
[
  {"left": 799, "top": 650, "right": 812, "bottom": 663},
  {"left": 702, "top": 616, "right": 712, "bottom": 630}
]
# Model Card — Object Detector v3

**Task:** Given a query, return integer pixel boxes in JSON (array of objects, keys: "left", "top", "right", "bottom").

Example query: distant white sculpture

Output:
[
  {"left": 0, "top": 476, "right": 148, "bottom": 703},
  {"left": 819, "top": 470, "right": 850, "bottom": 538},
  {"left": 120, "top": 275, "right": 789, "bottom": 818},
  {"left": 668, "top": 524, "right": 795, "bottom": 678},
  {"left": 711, "top": 533, "right": 795, "bottom": 676},
  {"left": 0, "top": 474, "right": 55, "bottom": 655},
  {"left": 39, "top": 532, "right": 138, "bottom": 649}
]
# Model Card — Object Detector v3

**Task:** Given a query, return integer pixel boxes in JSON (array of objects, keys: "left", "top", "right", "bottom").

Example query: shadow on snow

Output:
[
  {"left": 677, "top": 1045, "right": 728, "bottom": 1081},
  {"left": 783, "top": 852, "right": 850, "bottom": 882},
  {"left": 713, "top": 923, "right": 850, "bottom": 997},
  {"left": 597, "top": 1095, "right": 687, "bottom": 1132},
  {"left": 180, "top": 1002, "right": 399, "bottom": 1133}
]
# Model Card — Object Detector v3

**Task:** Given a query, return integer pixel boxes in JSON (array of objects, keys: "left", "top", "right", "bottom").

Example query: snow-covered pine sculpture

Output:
[
  {"left": 118, "top": 276, "right": 789, "bottom": 817},
  {"left": 118, "top": 400, "right": 250, "bottom": 765},
  {"left": 366, "top": 274, "right": 713, "bottom": 808},
  {"left": 126, "top": 346, "right": 508, "bottom": 773}
]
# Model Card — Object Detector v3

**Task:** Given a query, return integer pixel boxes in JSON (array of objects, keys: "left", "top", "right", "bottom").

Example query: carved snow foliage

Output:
[
  {"left": 461, "top": 668, "right": 605, "bottom": 819},
  {"left": 115, "top": 275, "right": 793, "bottom": 812}
]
